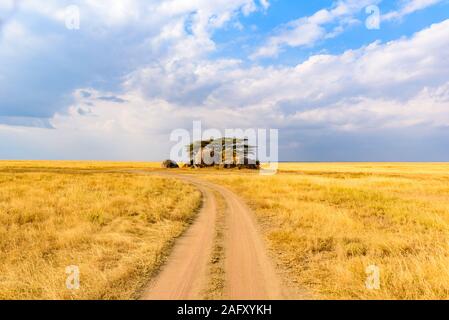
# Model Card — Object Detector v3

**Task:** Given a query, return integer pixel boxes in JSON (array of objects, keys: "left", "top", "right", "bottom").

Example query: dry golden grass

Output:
[
  {"left": 2, "top": 161, "right": 449, "bottom": 300},
  {"left": 0, "top": 163, "right": 201, "bottom": 300},
  {"left": 201, "top": 163, "right": 449, "bottom": 299},
  {"left": 0, "top": 160, "right": 161, "bottom": 171}
]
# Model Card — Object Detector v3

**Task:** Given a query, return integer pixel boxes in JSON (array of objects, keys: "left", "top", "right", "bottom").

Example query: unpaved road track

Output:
[
  {"left": 140, "top": 172, "right": 303, "bottom": 300},
  {"left": 140, "top": 177, "right": 216, "bottom": 300}
]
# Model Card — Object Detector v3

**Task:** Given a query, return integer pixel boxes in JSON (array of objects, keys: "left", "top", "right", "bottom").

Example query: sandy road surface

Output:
[
  {"left": 140, "top": 177, "right": 216, "bottom": 300},
  {"left": 140, "top": 172, "right": 303, "bottom": 300}
]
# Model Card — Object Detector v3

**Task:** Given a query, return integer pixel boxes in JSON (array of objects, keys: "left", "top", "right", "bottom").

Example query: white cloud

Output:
[
  {"left": 259, "top": 0, "right": 270, "bottom": 10},
  {"left": 251, "top": 0, "right": 379, "bottom": 59},
  {"left": 0, "top": 19, "right": 46, "bottom": 57},
  {"left": 0, "top": 0, "right": 270, "bottom": 126},
  {"left": 8, "top": 0, "right": 267, "bottom": 63},
  {"left": 383, "top": 0, "right": 443, "bottom": 21},
  {"left": 41, "top": 19, "right": 449, "bottom": 140},
  {"left": 292, "top": 85, "right": 449, "bottom": 130},
  {"left": 251, "top": 0, "right": 445, "bottom": 59},
  {"left": 1, "top": 1, "right": 448, "bottom": 160}
]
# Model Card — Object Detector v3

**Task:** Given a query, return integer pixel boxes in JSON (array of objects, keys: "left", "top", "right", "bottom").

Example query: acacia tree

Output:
[{"left": 186, "top": 138, "right": 257, "bottom": 166}]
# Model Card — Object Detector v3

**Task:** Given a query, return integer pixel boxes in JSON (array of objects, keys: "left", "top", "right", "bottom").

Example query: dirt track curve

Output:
[{"left": 140, "top": 173, "right": 304, "bottom": 300}]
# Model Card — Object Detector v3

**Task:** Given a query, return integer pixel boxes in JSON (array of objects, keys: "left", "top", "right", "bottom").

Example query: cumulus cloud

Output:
[
  {"left": 0, "top": 0, "right": 20, "bottom": 37},
  {"left": 251, "top": 0, "right": 379, "bottom": 59},
  {"left": 0, "top": 0, "right": 268, "bottom": 123},
  {"left": 251, "top": 0, "right": 444, "bottom": 59},
  {"left": 2, "top": 0, "right": 449, "bottom": 160},
  {"left": 42, "top": 19, "right": 449, "bottom": 138},
  {"left": 383, "top": 0, "right": 443, "bottom": 21}
]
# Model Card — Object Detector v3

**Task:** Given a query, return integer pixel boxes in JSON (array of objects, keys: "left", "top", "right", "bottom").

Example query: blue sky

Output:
[{"left": 1, "top": 0, "right": 449, "bottom": 161}]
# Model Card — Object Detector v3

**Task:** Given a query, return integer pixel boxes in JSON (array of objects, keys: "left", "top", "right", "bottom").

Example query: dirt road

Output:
[
  {"left": 140, "top": 177, "right": 216, "bottom": 300},
  {"left": 140, "top": 173, "right": 303, "bottom": 300}
]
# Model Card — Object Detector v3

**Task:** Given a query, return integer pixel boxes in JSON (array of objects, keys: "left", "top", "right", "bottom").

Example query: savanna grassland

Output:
[
  {"left": 200, "top": 163, "right": 449, "bottom": 299},
  {"left": 1, "top": 161, "right": 448, "bottom": 300},
  {"left": 0, "top": 161, "right": 200, "bottom": 299}
]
